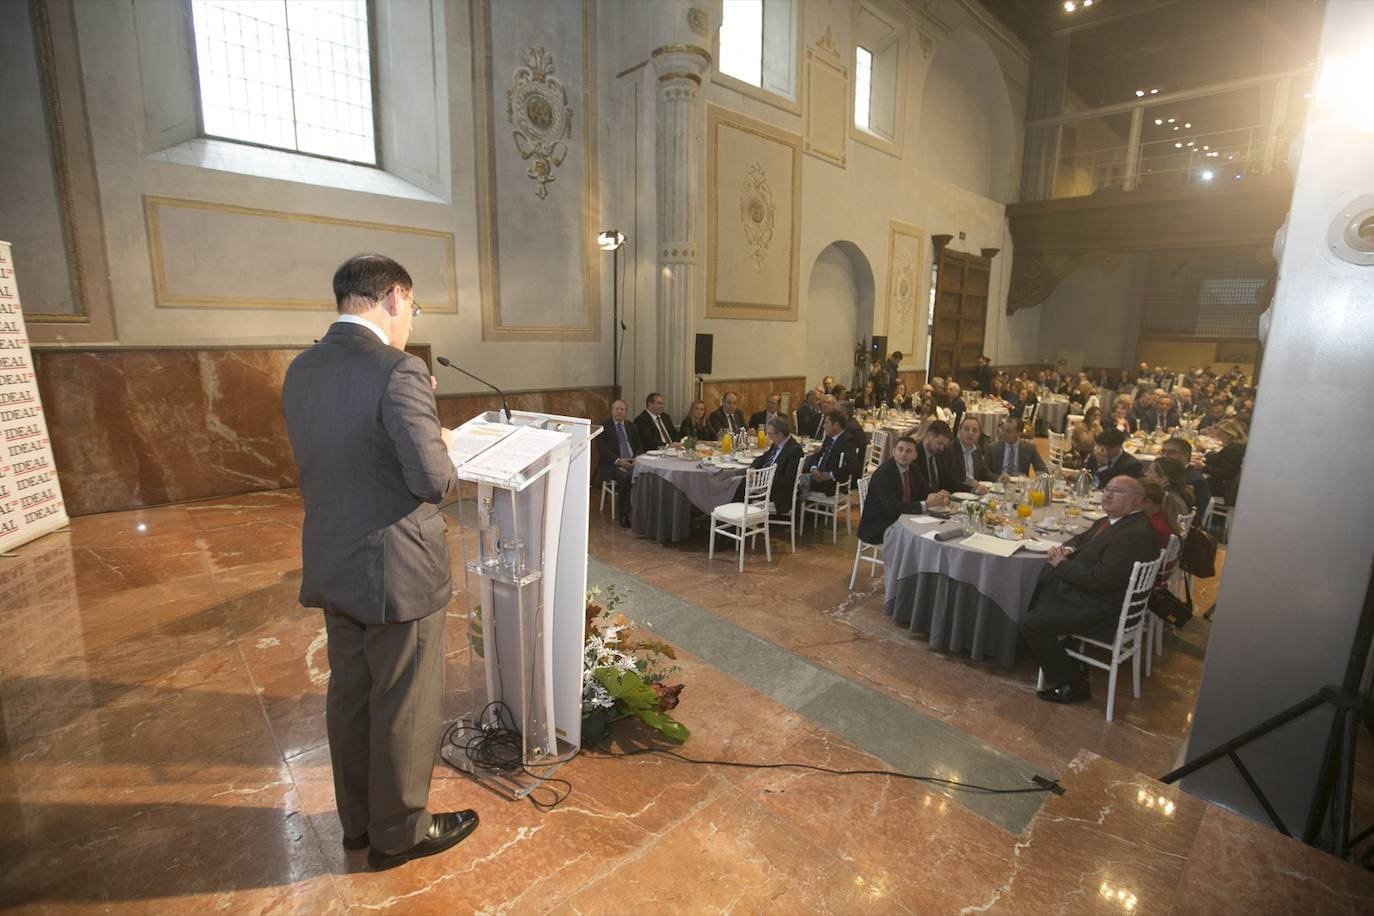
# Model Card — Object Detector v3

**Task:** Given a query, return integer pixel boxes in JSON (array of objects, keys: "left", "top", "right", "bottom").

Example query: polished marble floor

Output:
[{"left": 3, "top": 480, "right": 1374, "bottom": 913}]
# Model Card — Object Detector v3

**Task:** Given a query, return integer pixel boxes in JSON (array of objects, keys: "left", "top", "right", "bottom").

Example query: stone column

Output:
[{"left": 650, "top": 43, "right": 710, "bottom": 414}]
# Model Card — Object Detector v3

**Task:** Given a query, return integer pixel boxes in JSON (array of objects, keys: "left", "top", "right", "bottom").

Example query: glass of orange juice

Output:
[
  {"left": 1017, "top": 502, "right": 1033, "bottom": 520},
  {"left": 1030, "top": 489, "right": 1046, "bottom": 507}
]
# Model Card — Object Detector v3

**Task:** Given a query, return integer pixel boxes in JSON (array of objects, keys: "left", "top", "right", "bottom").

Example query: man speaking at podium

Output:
[{"left": 282, "top": 254, "right": 479, "bottom": 871}]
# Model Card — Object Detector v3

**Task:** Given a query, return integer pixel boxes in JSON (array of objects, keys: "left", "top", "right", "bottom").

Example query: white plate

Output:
[
  {"left": 951, "top": 492, "right": 980, "bottom": 501},
  {"left": 645, "top": 449, "right": 667, "bottom": 457},
  {"left": 1021, "top": 538, "right": 1058, "bottom": 552},
  {"left": 1082, "top": 510, "right": 1106, "bottom": 520}
]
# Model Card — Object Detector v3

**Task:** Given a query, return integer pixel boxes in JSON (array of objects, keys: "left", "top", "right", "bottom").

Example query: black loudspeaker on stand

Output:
[
  {"left": 1161, "top": 557, "right": 1374, "bottom": 863},
  {"left": 694, "top": 333, "right": 713, "bottom": 375}
]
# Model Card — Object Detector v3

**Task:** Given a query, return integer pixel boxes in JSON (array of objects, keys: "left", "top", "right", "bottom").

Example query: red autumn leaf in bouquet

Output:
[
  {"left": 651, "top": 682, "right": 684, "bottom": 711},
  {"left": 584, "top": 601, "right": 604, "bottom": 636}
]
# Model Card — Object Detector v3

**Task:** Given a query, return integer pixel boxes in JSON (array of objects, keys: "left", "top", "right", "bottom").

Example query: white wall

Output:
[
  {"left": 1034, "top": 254, "right": 1147, "bottom": 367},
  {"left": 805, "top": 242, "right": 874, "bottom": 386}
]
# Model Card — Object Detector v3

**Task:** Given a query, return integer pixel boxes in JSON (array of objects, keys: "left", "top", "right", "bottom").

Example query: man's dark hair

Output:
[
  {"left": 825, "top": 410, "right": 847, "bottom": 427},
  {"left": 645, "top": 392, "right": 662, "bottom": 407},
  {"left": 767, "top": 416, "right": 792, "bottom": 436},
  {"left": 925, "top": 420, "right": 953, "bottom": 438},
  {"left": 333, "top": 254, "right": 411, "bottom": 313},
  {"left": 890, "top": 350, "right": 903, "bottom": 361},
  {"left": 896, "top": 435, "right": 918, "bottom": 449},
  {"left": 1163, "top": 436, "right": 1192, "bottom": 458},
  {"left": 1096, "top": 428, "right": 1125, "bottom": 448}
]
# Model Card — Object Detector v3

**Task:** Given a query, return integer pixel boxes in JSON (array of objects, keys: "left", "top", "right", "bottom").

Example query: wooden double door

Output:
[{"left": 929, "top": 246, "right": 991, "bottom": 384}]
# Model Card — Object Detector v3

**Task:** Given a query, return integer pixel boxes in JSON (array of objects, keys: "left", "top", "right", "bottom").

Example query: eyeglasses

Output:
[{"left": 397, "top": 287, "right": 421, "bottom": 318}]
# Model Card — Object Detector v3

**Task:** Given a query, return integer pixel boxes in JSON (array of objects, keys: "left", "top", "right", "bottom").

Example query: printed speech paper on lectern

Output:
[{"left": 0, "top": 241, "right": 69, "bottom": 553}]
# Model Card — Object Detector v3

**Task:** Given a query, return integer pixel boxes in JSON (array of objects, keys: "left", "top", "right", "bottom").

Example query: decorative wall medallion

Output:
[
  {"left": 687, "top": 6, "right": 709, "bottom": 36},
  {"left": 740, "top": 162, "right": 775, "bottom": 270},
  {"left": 918, "top": 29, "right": 936, "bottom": 62},
  {"left": 894, "top": 252, "right": 915, "bottom": 320},
  {"left": 507, "top": 46, "right": 573, "bottom": 199}
]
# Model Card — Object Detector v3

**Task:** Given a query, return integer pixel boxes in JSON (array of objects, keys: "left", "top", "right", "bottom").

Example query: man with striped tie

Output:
[
  {"left": 800, "top": 412, "right": 860, "bottom": 498},
  {"left": 633, "top": 392, "right": 678, "bottom": 450}
]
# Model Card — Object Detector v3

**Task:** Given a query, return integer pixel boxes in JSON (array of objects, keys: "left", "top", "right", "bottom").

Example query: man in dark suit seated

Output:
[
  {"left": 732, "top": 416, "right": 804, "bottom": 511},
  {"left": 857, "top": 436, "right": 951, "bottom": 545},
  {"left": 912, "top": 419, "right": 969, "bottom": 495},
  {"left": 1085, "top": 427, "right": 1143, "bottom": 489},
  {"left": 947, "top": 416, "right": 994, "bottom": 493},
  {"left": 633, "top": 391, "right": 678, "bottom": 450},
  {"left": 1139, "top": 393, "right": 1180, "bottom": 433},
  {"left": 749, "top": 393, "right": 783, "bottom": 431},
  {"left": 596, "top": 399, "right": 642, "bottom": 526},
  {"left": 795, "top": 391, "right": 821, "bottom": 441},
  {"left": 800, "top": 411, "right": 860, "bottom": 498},
  {"left": 708, "top": 392, "right": 746, "bottom": 438},
  {"left": 945, "top": 382, "right": 968, "bottom": 430},
  {"left": 983, "top": 417, "right": 1049, "bottom": 482},
  {"left": 1021, "top": 476, "right": 1161, "bottom": 704}
]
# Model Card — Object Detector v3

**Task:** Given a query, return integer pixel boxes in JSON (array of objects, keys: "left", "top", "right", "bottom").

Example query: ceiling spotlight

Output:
[
  {"left": 1149, "top": 88, "right": 1159, "bottom": 94},
  {"left": 1235, "top": 173, "right": 1243, "bottom": 179},
  {"left": 1136, "top": 90, "right": 1146, "bottom": 97},
  {"left": 1186, "top": 141, "right": 1195, "bottom": 146},
  {"left": 1083, "top": 0, "right": 1093, "bottom": 6},
  {"left": 1064, "top": 1, "right": 1076, "bottom": 11},
  {"left": 1184, "top": 122, "right": 1192, "bottom": 129},
  {"left": 1201, "top": 170, "right": 1214, "bottom": 181},
  {"left": 1202, "top": 145, "right": 1210, "bottom": 150},
  {"left": 1174, "top": 142, "right": 1184, "bottom": 148},
  {"left": 1154, "top": 118, "right": 1163, "bottom": 125},
  {"left": 1173, "top": 126, "right": 1180, "bottom": 131},
  {"left": 1167, "top": 118, "right": 1176, "bottom": 123}
]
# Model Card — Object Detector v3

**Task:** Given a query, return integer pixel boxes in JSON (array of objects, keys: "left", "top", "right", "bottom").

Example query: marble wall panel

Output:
[{"left": 35, "top": 347, "right": 614, "bottom": 517}]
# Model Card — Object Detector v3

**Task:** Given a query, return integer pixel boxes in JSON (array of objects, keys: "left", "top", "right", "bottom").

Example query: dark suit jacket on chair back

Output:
[{"left": 282, "top": 322, "right": 456, "bottom": 625}]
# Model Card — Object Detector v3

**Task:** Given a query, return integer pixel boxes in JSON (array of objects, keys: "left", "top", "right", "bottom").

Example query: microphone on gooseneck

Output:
[{"left": 436, "top": 356, "right": 512, "bottom": 422}]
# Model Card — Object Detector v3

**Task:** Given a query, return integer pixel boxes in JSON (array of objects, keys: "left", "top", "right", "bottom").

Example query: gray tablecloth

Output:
[
  {"left": 966, "top": 407, "right": 1008, "bottom": 439},
  {"left": 1039, "top": 399, "right": 1070, "bottom": 433},
  {"left": 881, "top": 514, "right": 1073, "bottom": 668},
  {"left": 630, "top": 456, "right": 746, "bottom": 542}
]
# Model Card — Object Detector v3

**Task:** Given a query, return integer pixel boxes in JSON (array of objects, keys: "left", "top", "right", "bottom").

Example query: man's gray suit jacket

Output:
[{"left": 283, "top": 322, "right": 457, "bottom": 624}]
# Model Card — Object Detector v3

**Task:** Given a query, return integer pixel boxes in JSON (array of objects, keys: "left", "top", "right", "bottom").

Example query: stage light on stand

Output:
[{"left": 597, "top": 229, "right": 627, "bottom": 400}]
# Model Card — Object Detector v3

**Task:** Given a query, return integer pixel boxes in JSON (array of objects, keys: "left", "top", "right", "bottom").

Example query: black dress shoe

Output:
[
  {"left": 367, "top": 810, "right": 479, "bottom": 871},
  {"left": 342, "top": 832, "right": 369, "bottom": 851},
  {"left": 1037, "top": 682, "right": 1091, "bottom": 704}
]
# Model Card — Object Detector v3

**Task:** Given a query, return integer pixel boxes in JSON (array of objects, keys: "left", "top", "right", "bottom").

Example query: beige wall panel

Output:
[
  {"left": 884, "top": 220, "right": 925, "bottom": 368},
  {"left": 145, "top": 197, "right": 456, "bottom": 311},
  {"left": 803, "top": 41, "right": 848, "bottom": 168},
  {"left": 706, "top": 107, "right": 801, "bottom": 321}
]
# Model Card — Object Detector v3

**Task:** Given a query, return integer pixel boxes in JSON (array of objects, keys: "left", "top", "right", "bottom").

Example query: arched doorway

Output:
[{"left": 805, "top": 241, "right": 876, "bottom": 390}]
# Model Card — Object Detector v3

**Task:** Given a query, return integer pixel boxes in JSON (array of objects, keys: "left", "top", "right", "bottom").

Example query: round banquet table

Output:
[
  {"left": 881, "top": 500, "right": 1092, "bottom": 668},
  {"left": 1038, "top": 397, "right": 1070, "bottom": 433},
  {"left": 630, "top": 453, "right": 750, "bottom": 542},
  {"left": 965, "top": 405, "right": 1009, "bottom": 439}
]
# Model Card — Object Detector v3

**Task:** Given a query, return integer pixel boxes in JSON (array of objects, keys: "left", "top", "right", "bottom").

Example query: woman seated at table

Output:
[
  {"left": 853, "top": 379, "right": 878, "bottom": 409},
  {"left": 1140, "top": 480, "right": 1177, "bottom": 549},
  {"left": 1145, "top": 457, "right": 1194, "bottom": 532},
  {"left": 1069, "top": 383, "right": 1099, "bottom": 413},
  {"left": 887, "top": 382, "right": 912, "bottom": 411},
  {"left": 1066, "top": 406, "right": 1102, "bottom": 469},
  {"left": 1204, "top": 419, "right": 1248, "bottom": 506},
  {"left": 679, "top": 400, "right": 714, "bottom": 440},
  {"left": 908, "top": 395, "right": 939, "bottom": 439},
  {"left": 989, "top": 377, "right": 1009, "bottom": 405}
]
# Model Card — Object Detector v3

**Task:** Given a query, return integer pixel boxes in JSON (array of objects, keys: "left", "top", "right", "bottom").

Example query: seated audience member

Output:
[
  {"left": 801, "top": 411, "right": 860, "bottom": 497},
  {"left": 1108, "top": 397, "right": 1138, "bottom": 434},
  {"left": 1204, "top": 419, "right": 1248, "bottom": 506},
  {"left": 749, "top": 392, "right": 783, "bottom": 430},
  {"left": 1140, "top": 480, "right": 1176, "bottom": 548},
  {"left": 984, "top": 416, "right": 1049, "bottom": 482},
  {"left": 857, "top": 435, "right": 951, "bottom": 545},
  {"left": 914, "top": 420, "right": 969, "bottom": 494},
  {"left": 1020, "top": 476, "right": 1161, "bottom": 704},
  {"left": 795, "top": 391, "right": 821, "bottom": 440},
  {"left": 888, "top": 381, "right": 912, "bottom": 411},
  {"left": 1068, "top": 407, "right": 1103, "bottom": 468},
  {"left": 1086, "top": 428, "right": 1143, "bottom": 488},
  {"left": 680, "top": 399, "right": 714, "bottom": 440},
  {"left": 1140, "top": 393, "right": 1179, "bottom": 433},
  {"left": 832, "top": 384, "right": 849, "bottom": 401},
  {"left": 1159, "top": 437, "right": 1210, "bottom": 521},
  {"left": 854, "top": 380, "right": 878, "bottom": 409},
  {"left": 596, "top": 399, "right": 642, "bottom": 526},
  {"left": 990, "top": 377, "right": 1008, "bottom": 404},
  {"left": 708, "top": 392, "right": 746, "bottom": 437},
  {"left": 839, "top": 401, "right": 866, "bottom": 453},
  {"left": 1197, "top": 400, "right": 1227, "bottom": 430},
  {"left": 1173, "top": 387, "right": 1194, "bottom": 419},
  {"left": 734, "top": 417, "right": 803, "bottom": 509},
  {"left": 633, "top": 391, "right": 678, "bottom": 450},
  {"left": 948, "top": 416, "right": 995, "bottom": 492},
  {"left": 910, "top": 396, "right": 939, "bottom": 439},
  {"left": 945, "top": 382, "right": 967, "bottom": 428},
  {"left": 804, "top": 393, "right": 838, "bottom": 439},
  {"left": 1145, "top": 457, "right": 1193, "bottom": 533}
]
